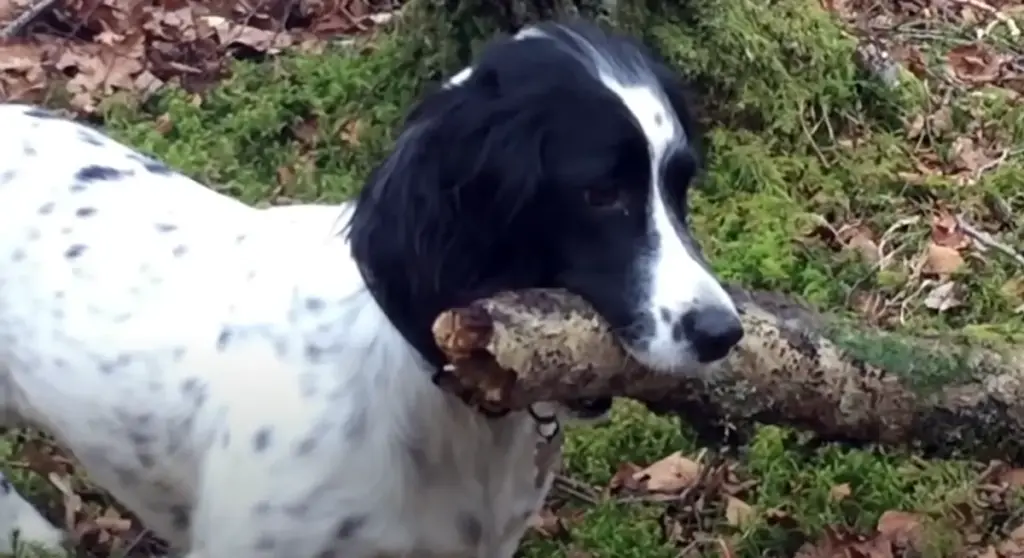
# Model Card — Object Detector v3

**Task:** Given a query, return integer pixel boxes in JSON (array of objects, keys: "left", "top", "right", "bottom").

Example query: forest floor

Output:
[{"left": 0, "top": 0, "right": 1023, "bottom": 556}]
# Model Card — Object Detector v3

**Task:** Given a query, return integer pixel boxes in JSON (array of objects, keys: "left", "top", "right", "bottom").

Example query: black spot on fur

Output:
[
  {"left": 216, "top": 329, "right": 232, "bottom": 350},
  {"left": 64, "top": 244, "right": 86, "bottom": 259},
  {"left": 24, "top": 107, "right": 60, "bottom": 119},
  {"left": 457, "top": 512, "right": 483, "bottom": 546},
  {"left": 335, "top": 515, "right": 367, "bottom": 540},
  {"left": 169, "top": 505, "right": 190, "bottom": 531},
  {"left": 38, "top": 202, "right": 54, "bottom": 215},
  {"left": 296, "top": 436, "right": 318, "bottom": 456},
  {"left": 252, "top": 428, "right": 272, "bottom": 452},
  {"left": 76, "top": 207, "right": 97, "bottom": 218},
  {"left": 671, "top": 319, "right": 685, "bottom": 342},
  {"left": 172, "top": 245, "right": 187, "bottom": 257},
  {"left": 344, "top": 406, "right": 368, "bottom": 442},
  {"left": 77, "top": 130, "right": 104, "bottom": 146},
  {"left": 75, "top": 165, "right": 124, "bottom": 182},
  {"left": 254, "top": 535, "right": 276, "bottom": 550},
  {"left": 130, "top": 154, "right": 173, "bottom": 175},
  {"left": 155, "top": 223, "right": 177, "bottom": 233}
]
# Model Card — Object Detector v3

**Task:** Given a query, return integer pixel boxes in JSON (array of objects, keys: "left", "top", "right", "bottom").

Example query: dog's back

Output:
[{"left": 0, "top": 104, "right": 560, "bottom": 558}]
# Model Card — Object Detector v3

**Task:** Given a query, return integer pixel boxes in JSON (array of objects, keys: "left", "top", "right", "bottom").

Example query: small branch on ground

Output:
[
  {"left": 433, "top": 286, "right": 1024, "bottom": 464},
  {"left": 956, "top": 214, "right": 1024, "bottom": 269},
  {"left": 0, "top": 0, "right": 60, "bottom": 39}
]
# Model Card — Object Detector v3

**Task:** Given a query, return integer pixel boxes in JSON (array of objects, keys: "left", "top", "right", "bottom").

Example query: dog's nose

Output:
[{"left": 681, "top": 307, "right": 743, "bottom": 363}]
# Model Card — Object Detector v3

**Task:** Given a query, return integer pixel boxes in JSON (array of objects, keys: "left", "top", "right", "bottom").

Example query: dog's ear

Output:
[{"left": 347, "top": 78, "right": 550, "bottom": 364}]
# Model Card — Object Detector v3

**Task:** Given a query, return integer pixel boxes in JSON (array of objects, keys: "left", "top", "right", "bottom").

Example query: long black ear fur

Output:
[{"left": 346, "top": 52, "right": 554, "bottom": 365}]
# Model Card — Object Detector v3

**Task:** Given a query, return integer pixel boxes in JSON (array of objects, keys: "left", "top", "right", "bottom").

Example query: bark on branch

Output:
[{"left": 432, "top": 287, "right": 1024, "bottom": 464}]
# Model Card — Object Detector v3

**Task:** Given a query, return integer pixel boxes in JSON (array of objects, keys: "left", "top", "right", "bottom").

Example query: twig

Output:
[
  {"left": 0, "top": 0, "right": 60, "bottom": 39},
  {"left": 552, "top": 475, "right": 600, "bottom": 505},
  {"left": 956, "top": 215, "right": 1024, "bottom": 269}
]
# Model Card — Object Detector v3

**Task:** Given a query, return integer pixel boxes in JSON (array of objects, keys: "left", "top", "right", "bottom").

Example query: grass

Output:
[{"left": 3, "top": 0, "right": 1024, "bottom": 555}]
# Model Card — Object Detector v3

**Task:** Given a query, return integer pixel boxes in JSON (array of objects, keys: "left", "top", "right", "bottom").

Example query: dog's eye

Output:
[{"left": 583, "top": 186, "right": 624, "bottom": 210}]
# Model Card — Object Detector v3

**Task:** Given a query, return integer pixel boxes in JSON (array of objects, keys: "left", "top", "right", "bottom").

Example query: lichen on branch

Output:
[{"left": 432, "top": 287, "right": 1024, "bottom": 464}]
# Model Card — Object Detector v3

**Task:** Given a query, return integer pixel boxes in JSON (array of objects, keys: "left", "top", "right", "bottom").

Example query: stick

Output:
[
  {"left": 432, "top": 286, "right": 1024, "bottom": 464},
  {"left": 0, "top": 0, "right": 61, "bottom": 38}
]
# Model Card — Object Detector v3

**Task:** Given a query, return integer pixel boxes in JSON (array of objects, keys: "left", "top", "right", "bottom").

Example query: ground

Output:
[{"left": 0, "top": 0, "right": 1023, "bottom": 556}]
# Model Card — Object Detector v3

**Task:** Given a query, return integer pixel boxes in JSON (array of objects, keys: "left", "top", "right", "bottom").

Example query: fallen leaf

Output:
[
  {"left": 924, "top": 242, "right": 964, "bottom": 276},
  {"left": 931, "top": 213, "right": 969, "bottom": 249},
  {"left": 923, "top": 280, "right": 964, "bottom": 312},
  {"left": 154, "top": 113, "right": 174, "bottom": 135},
  {"left": 947, "top": 43, "right": 1008, "bottom": 84},
  {"left": 876, "top": 510, "right": 924, "bottom": 549},
  {"left": 608, "top": 462, "right": 643, "bottom": 493},
  {"left": 998, "top": 468, "right": 1024, "bottom": 488},
  {"left": 830, "top": 483, "right": 852, "bottom": 501},
  {"left": 339, "top": 119, "right": 364, "bottom": 146},
  {"left": 724, "top": 496, "right": 755, "bottom": 528},
  {"left": 1009, "top": 522, "right": 1024, "bottom": 543},
  {"left": 527, "top": 507, "right": 566, "bottom": 538},
  {"left": 631, "top": 451, "right": 702, "bottom": 494}
]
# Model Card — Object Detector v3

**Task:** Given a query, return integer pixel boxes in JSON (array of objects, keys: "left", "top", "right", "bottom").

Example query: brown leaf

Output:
[
  {"left": 931, "top": 214, "right": 969, "bottom": 250},
  {"left": 924, "top": 242, "right": 965, "bottom": 276},
  {"left": 949, "top": 135, "right": 994, "bottom": 174},
  {"left": 876, "top": 510, "right": 925, "bottom": 550},
  {"left": 154, "top": 113, "right": 174, "bottom": 135},
  {"left": 608, "top": 462, "right": 643, "bottom": 493},
  {"left": 830, "top": 483, "right": 852, "bottom": 501},
  {"left": 838, "top": 224, "right": 880, "bottom": 264},
  {"left": 527, "top": 507, "right": 566, "bottom": 538},
  {"left": 339, "top": 119, "right": 364, "bottom": 147},
  {"left": 724, "top": 496, "right": 755, "bottom": 528},
  {"left": 200, "top": 15, "right": 294, "bottom": 53},
  {"left": 998, "top": 468, "right": 1024, "bottom": 488},
  {"left": 631, "top": 451, "right": 702, "bottom": 494},
  {"left": 947, "top": 43, "right": 1008, "bottom": 84}
]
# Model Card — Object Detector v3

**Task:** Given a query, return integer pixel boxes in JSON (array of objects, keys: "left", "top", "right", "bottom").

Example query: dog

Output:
[{"left": 0, "top": 19, "right": 742, "bottom": 558}]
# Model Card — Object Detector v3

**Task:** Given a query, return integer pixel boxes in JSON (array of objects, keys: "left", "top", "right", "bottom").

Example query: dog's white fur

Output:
[
  {"left": 0, "top": 103, "right": 560, "bottom": 557},
  {"left": 0, "top": 22, "right": 741, "bottom": 558}
]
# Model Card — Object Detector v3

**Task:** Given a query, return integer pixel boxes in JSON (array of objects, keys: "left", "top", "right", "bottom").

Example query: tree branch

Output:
[{"left": 432, "top": 287, "right": 1024, "bottom": 463}]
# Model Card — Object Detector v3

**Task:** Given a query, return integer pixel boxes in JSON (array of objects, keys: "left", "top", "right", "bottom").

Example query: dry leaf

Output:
[
  {"left": 842, "top": 228, "right": 880, "bottom": 264},
  {"left": 154, "top": 113, "right": 174, "bottom": 135},
  {"left": 923, "top": 281, "right": 963, "bottom": 312},
  {"left": 924, "top": 242, "right": 964, "bottom": 276},
  {"left": 608, "top": 462, "right": 643, "bottom": 493},
  {"left": 340, "top": 119, "right": 364, "bottom": 146},
  {"left": 947, "top": 43, "right": 1007, "bottom": 84},
  {"left": 724, "top": 496, "right": 755, "bottom": 528},
  {"left": 876, "top": 510, "right": 925, "bottom": 550},
  {"left": 527, "top": 507, "right": 566, "bottom": 538},
  {"left": 931, "top": 214, "right": 969, "bottom": 249},
  {"left": 631, "top": 451, "right": 702, "bottom": 494},
  {"left": 829, "top": 483, "right": 852, "bottom": 501},
  {"left": 999, "top": 468, "right": 1024, "bottom": 488}
]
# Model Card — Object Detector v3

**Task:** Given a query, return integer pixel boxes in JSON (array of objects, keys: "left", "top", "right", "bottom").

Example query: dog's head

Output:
[{"left": 349, "top": 21, "right": 742, "bottom": 390}]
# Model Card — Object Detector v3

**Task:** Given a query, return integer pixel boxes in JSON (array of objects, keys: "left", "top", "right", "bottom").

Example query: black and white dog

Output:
[{"left": 0, "top": 19, "right": 741, "bottom": 558}]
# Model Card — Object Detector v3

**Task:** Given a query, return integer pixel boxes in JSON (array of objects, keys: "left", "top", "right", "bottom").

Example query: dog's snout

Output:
[{"left": 680, "top": 307, "right": 743, "bottom": 363}]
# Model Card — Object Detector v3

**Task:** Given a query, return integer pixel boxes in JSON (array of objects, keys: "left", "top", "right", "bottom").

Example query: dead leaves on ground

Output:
[
  {"left": 533, "top": 451, "right": 1024, "bottom": 558},
  {"left": 5, "top": 431, "right": 166, "bottom": 556},
  {"left": 0, "top": 0, "right": 395, "bottom": 114}
]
